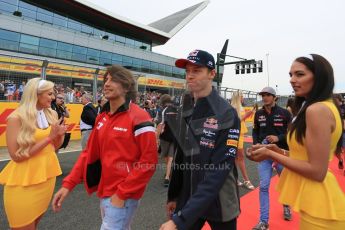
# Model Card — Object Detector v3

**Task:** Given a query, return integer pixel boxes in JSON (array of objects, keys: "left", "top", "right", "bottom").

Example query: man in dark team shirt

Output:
[
  {"left": 252, "top": 87, "right": 292, "bottom": 230},
  {"left": 160, "top": 50, "right": 240, "bottom": 230}
]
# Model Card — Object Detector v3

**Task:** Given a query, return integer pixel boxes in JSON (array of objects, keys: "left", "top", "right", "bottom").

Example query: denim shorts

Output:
[{"left": 100, "top": 197, "right": 139, "bottom": 230}]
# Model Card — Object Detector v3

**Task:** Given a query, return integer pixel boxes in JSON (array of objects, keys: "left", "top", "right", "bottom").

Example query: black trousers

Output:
[{"left": 188, "top": 218, "right": 237, "bottom": 230}]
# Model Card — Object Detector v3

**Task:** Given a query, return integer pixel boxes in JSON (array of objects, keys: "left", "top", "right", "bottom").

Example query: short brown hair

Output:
[
  {"left": 104, "top": 65, "right": 137, "bottom": 101},
  {"left": 160, "top": 94, "right": 172, "bottom": 106}
]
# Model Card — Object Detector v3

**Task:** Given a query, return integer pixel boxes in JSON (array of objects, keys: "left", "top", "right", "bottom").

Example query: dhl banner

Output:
[
  {"left": 0, "top": 56, "right": 42, "bottom": 66},
  {"left": 137, "top": 77, "right": 185, "bottom": 89},
  {"left": 0, "top": 102, "right": 83, "bottom": 147},
  {"left": 0, "top": 55, "right": 185, "bottom": 89}
]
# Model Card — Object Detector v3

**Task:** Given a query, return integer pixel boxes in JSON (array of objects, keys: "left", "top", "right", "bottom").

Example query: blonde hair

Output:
[
  {"left": 230, "top": 91, "right": 243, "bottom": 116},
  {"left": 8, "top": 78, "right": 57, "bottom": 157}
]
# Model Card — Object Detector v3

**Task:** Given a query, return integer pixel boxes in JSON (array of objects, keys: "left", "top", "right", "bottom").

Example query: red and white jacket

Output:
[{"left": 62, "top": 101, "right": 158, "bottom": 200}]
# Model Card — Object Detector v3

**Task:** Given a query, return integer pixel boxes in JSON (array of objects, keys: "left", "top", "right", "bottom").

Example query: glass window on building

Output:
[
  {"left": 142, "top": 60, "right": 150, "bottom": 72},
  {"left": 57, "top": 42, "right": 73, "bottom": 52},
  {"left": 122, "top": 56, "right": 133, "bottom": 69},
  {"left": 179, "top": 68, "right": 185, "bottom": 78},
  {"left": 39, "top": 46, "right": 56, "bottom": 57},
  {"left": 107, "top": 34, "right": 116, "bottom": 42},
  {"left": 125, "top": 38, "right": 135, "bottom": 47},
  {"left": 56, "top": 50, "right": 72, "bottom": 60},
  {"left": 100, "top": 58, "right": 112, "bottom": 66},
  {"left": 53, "top": 16, "right": 66, "bottom": 27},
  {"left": 165, "top": 65, "right": 172, "bottom": 77},
  {"left": 112, "top": 53, "right": 122, "bottom": 62},
  {"left": 0, "top": 29, "right": 20, "bottom": 42},
  {"left": 19, "top": 1, "right": 37, "bottom": 11},
  {"left": 40, "top": 38, "right": 57, "bottom": 49},
  {"left": 2, "top": 0, "right": 17, "bottom": 5},
  {"left": 87, "top": 48, "right": 100, "bottom": 57},
  {"left": 37, "top": 12, "right": 53, "bottom": 24},
  {"left": 19, "top": 43, "right": 38, "bottom": 54},
  {"left": 20, "top": 7, "right": 37, "bottom": 20},
  {"left": 111, "top": 53, "right": 122, "bottom": 65},
  {"left": 100, "top": 51, "right": 112, "bottom": 59},
  {"left": 132, "top": 58, "right": 142, "bottom": 71},
  {"left": 93, "top": 28, "right": 102, "bottom": 37},
  {"left": 122, "top": 56, "right": 132, "bottom": 64},
  {"left": 86, "top": 48, "right": 100, "bottom": 64},
  {"left": 0, "top": 1, "right": 16, "bottom": 14},
  {"left": 115, "top": 35, "right": 125, "bottom": 44},
  {"left": 72, "top": 53, "right": 86, "bottom": 62},
  {"left": 81, "top": 24, "right": 93, "bottom": 34},
  {"left": 0, "top": 40, "right": 19, "bottom": 51},
  {"left": 20, "top": 34, "right": 39, "bottom": 46},
  {"left": 132, "top": 58, "right": 142, "bottom": 66},
  {"left": 67, "top": 19, "right": 81, "bottom": 31},
  {"left": 150, "top": 62, "right": 159, "bottom": 74},
  {"left": 158, "top": 63, "right": 165, "bottom": 75},
  {"left": 134, "top": 40, "right": 142, "bottom": 48},
  {"left": 173, "top": 67, "right": 184, "bottom": 78},
  {"left": 73, "top": 45, "right": 87, "bottom": 55},
  {"left": 86, "top": 55, "right": 99, "bottom": 64}
]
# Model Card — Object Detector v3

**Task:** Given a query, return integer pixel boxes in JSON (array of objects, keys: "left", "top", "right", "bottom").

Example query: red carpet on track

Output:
[{"left": 202, "top": 157, "right": 345, "bottom": 230}]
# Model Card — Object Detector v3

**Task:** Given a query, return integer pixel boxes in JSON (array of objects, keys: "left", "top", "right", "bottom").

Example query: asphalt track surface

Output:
[{"left": 0, "top": 142, "right": 261, "bottom": 230}]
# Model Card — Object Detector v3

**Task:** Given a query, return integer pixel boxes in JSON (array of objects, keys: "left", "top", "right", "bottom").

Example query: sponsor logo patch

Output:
[
  {"left": 226, "top": 148, "right": 237, "bottom": 157},
  {"left": 228, "top": 134, "right": 239, "bottom": 139},
  {"left": 189, "top": 50, "right": 199, "bottom": 56},
  {"left": 229, "top": 128, "right": 240, "bottom": 134},
  {"left": 203, "top": 129, "right": 216, "bottom": 137},
  {"left": 258, "top": 115, "right": 266, "bottom": 122},
  {"left": 226, "top": 139, "right": 238, "bottom": 147},
  {"left": 113, "top": 127, "right": 128, "bottom": 132},
  {"left": 200, "top": 138, "right": 215, "bottom": 149},
  {"left": 203, "top": 117, "right": 219, "bottom": 129}
]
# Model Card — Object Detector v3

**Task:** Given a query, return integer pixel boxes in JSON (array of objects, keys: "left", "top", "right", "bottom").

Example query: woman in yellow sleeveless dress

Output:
[
  {"left": 248, "top": 54, "right": 345, "bottom": 229},
  {"left": 231, "top": 91, "right": 255, "bottom": 189},
  {"left": 0, "top": 78, "right": 65, "bottom": 229}
]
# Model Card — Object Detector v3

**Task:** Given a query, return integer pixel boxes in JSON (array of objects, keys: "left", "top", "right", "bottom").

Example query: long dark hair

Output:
[{"left": 289, "top": 54, "right": 343, "bottom": 154}]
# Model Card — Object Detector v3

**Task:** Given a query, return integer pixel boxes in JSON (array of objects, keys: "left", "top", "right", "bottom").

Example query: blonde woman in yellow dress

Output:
[
  {"left": 231, "top": 91, "right": 255, "bottom": 189},
  {"left": 0, "top": 78, "right": 65, "bottom": 230},
  {"left": 248, "top": 54, "right": 345, "bottom": 229}
]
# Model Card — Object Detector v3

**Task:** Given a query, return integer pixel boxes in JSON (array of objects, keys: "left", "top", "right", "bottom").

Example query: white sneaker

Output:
[{"left": 243, "top": 180, "right": 255, "bottom": 190}]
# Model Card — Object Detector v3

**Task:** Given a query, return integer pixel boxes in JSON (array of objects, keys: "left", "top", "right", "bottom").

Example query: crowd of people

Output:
[
  {"left": 0, "top": 80, "right": 26, "bottom": 101},
  {"left": 0, "top": 50, "right": 345, "bottom": 230}
]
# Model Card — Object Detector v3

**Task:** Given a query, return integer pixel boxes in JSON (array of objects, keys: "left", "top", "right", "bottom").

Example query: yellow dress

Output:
[
  {"left": 0, "top": 126, "right": 62, "bottom": 228},
  {"left": 277, "top": 100, "right": 345, "bottom": 229},
  {"left": 238, "top": 109, "right": 248, "bottom": 149}
]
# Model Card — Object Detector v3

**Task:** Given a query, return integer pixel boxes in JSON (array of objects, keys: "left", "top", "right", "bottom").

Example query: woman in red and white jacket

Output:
[{"left": 52, "top": 65, "right": 158, "bottom": 230}]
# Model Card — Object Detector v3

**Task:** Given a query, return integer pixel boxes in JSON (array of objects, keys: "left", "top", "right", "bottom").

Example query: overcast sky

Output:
[{"left": 88, "top": 0, "right": 345, "bottom": 95}]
